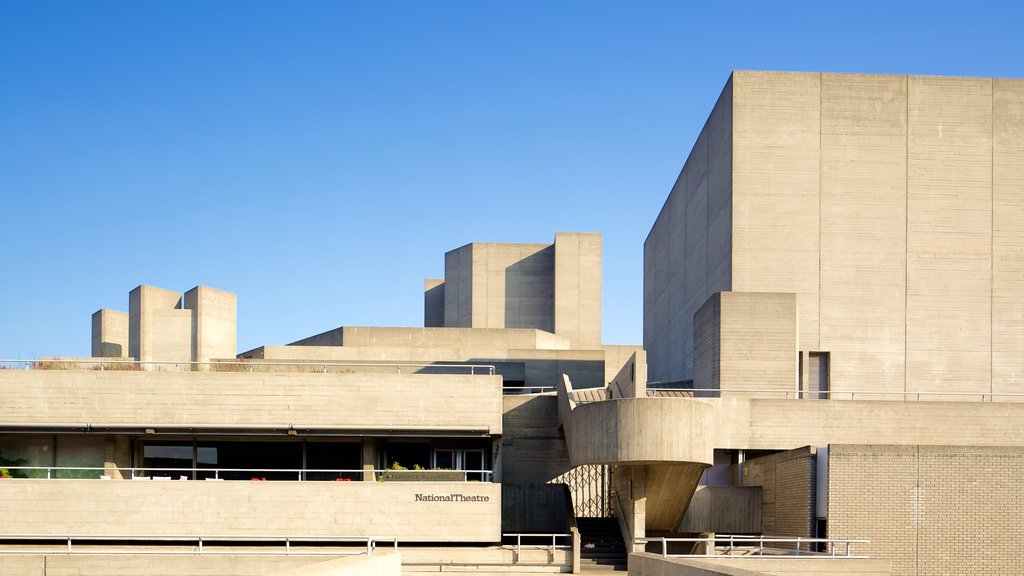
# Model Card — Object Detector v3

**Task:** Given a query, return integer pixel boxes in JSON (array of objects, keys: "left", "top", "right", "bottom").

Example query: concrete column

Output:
[
  {"left": 183, "top": 286, "right": 237, "bottom": 366},
  {"left": 362, "top": 439, "right": 378, "bottom": 481},
  {"left": 129, "top": 285, "right": 190, "bottom": 368},
  {"left": 614, "top": 465, "right": 646, "bottom": 551},
  {"left": 103, "top": 436, "right": 130, "bottom": 479},
  {"left": 554, "top": 233, "right": 602, "bottom": 349}
]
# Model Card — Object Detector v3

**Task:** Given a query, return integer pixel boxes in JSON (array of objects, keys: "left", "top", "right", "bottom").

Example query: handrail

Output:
[
  {"left": 502, "top": 533, "right": 572, "bottom": 558},
  {"left": 0, "top": 359, "right": 495, "bottom": 376},
  {"left": 634, "top": 535, "right": 869, "bottom": 558},
  {"left": 0, "top": 533, "right": 397, "bottom": 556},
  {"left": 645, "top": 387, "right": 1024, "bottom": 402},
  {"left": 502, "top": 386, "right": 556, "bottom": 394},
  {"left": 2, "top": 466, "right": 494, "bottom": 482}
]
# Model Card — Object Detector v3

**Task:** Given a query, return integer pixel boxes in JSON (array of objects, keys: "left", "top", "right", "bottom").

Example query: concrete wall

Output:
[
  {"left": 731, "top": 71, "right": 822, "bottom": 359},
  {"left": 677, "top": 486, "right": 761, "bottom": 534},
  {"left": 0, "top": 370, "right": 502, "bottom": 434},
  {"left": 739, "top": 447, "right": 816, "bottom": 540},
  {"left": 693, "top": 293, "right": 797, "bottom": 393},
  {"left": 554, "top": 232, "right": 602, "bottom": 349},
  {"left": 993, "top": 79, "right": 1024, "bottom": 396},
  {"left": 646, "top": 72, "right": 1024, "bottom": 397},
  {"left": 500, "top": 395, "right": 571, "bottom": 484},
  {"left": 254, "top": 340, "right": 604, "bottom": 389},
  {"left": 129, "top": 285, "right": 190, "bottom": 364},
  {"left": 561, "top": 397, "right": 714, "bottom": 467},
  {"left": 628, "top": 553, "right": 890, "bottom": 576},
  {"left": 0, "top": 555, "right": 332, "bottom": 576},
  {"left": 829, "top": 444, "right": 1024, "bottom": 576},
  {"left": 271, "top": 552, "right": 401, "bottom": 576},
  {"left": 91, "top": 309, "right": 129, "bottom": 358},
  {"left": 183, "top": 286, "right": 237, "bottom": 363},
  {"left": 609, "top": 350, "right": 646, "bottom": 399},
  {"left": 424, "top": 279, "right": 445, "bottom": 327},
  {"left": 0, "top": 551, "right": 400, "bottom": 576},
  {"left": 442, "top": 242, "right": 555, "bottom": 332},
  {"left": 287, "top": 326, "right": 571, "bottom": 351},
  {"left": 0, "top": 480, "right": 501, "bottom": 542},
  {"left": 708, "top": 397, "right": 1024, "bottom": 451},
  {"left": 644, "top": 75, "right": 733, "bottom": 383}
]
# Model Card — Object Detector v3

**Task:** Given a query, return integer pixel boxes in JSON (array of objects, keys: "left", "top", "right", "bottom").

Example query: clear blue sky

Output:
[{"left": 2, "top": 1, "right": 1022, "bottom": 358}]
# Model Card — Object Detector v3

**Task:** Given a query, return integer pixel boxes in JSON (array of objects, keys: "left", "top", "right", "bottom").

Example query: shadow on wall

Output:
[
  {"left": 471, "top": 358, "right": 605, "bottom": 390},
  {"left": 504, "top": 246, "right": 555, "bottom": 332},
  {"left": 501, "top": 395, "right": 571, "bottom": 485}
]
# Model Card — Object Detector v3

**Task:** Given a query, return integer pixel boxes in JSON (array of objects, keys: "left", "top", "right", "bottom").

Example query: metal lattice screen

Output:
[{"left": 553, "top": 464, "right": 611, "bottom": 517}]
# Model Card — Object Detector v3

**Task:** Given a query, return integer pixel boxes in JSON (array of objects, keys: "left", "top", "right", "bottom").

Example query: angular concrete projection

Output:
[
  {"left": 557, "top": 375, "right": 712, "bottom": 534},
  {"left": 424, "top": 278, "right": 445, "bottom": 327},
  {"left": 436, "top": 233, "right": 602, "bottom": 349},
  {"left": 694, "top": 292, "right": 798, "bottom": 394},
  {"left": 129, "top": 285, "right": 191, "bottom": 365},
  {"left": 183, "top": 285, "right": 237, "bottom": 363},
  {"left": 91, "top": 309, "right": 128, "bottom": 358},
  {"left": 555, "top": 232, "right": 602, "bottom": 349}
]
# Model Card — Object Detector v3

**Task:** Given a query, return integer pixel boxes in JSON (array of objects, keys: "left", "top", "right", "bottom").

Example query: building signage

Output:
[{"left": 415, "top": 493, "right": 490, "bottom": 502}]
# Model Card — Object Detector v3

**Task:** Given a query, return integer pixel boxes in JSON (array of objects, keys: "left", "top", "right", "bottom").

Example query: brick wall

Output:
[
  {"left": 738, "top": 446, "right": 816, "bottom": 538},
  {"left": 828, "top": 444, "right": 1024, "bottom": 576}
]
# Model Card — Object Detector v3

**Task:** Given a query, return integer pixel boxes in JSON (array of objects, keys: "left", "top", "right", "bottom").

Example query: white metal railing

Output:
[
  {"left": 645, "top": 387, "right": 1024, "bottom": 402},
  {"left": 502, "top": 386, "right": 556, "bottom": 394},
  {"left": 0, "top": 534, "right": 397, "bottom": 556},
  {"left": 0, "top": 359, "right": 495, "bottom": 376},
  {"left": 502, "top": 533, "right": 572, "bottom": 556},
  {"left": 635, "top": 535, "right": 869, "bottom": 558},
  {"left": 2, "top": 466, "right": 494, "bottom": 482}
]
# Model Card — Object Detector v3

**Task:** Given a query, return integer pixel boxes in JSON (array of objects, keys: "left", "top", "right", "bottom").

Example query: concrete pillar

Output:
[
  {"left": 103, "top": 436, "right": 130, "bottom": 479},
  {"left": 362, "top": 439, "right": 378, "bottom": 481},
  {"left": 129, "top": 285, "right": 191, "bottom": 368},
  {"left": 614, "top": 465, "right": 646, "bottom": 552},
  {"left": 183, "top": 286, "right": 237, "bottom": 365},
  {"left": 554, "top": 233, "right": 602, "bottom": 349}
]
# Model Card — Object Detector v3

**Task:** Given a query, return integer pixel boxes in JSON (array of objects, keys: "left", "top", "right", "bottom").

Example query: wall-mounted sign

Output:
[{"left": 415, "top": 493, "right": 490, "bottom": 502}]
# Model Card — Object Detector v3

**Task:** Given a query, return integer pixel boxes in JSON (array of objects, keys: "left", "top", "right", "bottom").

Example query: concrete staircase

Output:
[{"left": 577, "top": 518, "right": 627, "bottom": 572}]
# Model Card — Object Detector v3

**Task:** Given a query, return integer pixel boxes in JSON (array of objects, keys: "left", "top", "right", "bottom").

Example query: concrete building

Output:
[
  {"left": 644, "top": 71, "right": 1024, "bottom": 576},
  {"left": 2, "top": 72, "right": 1022, "bottom": 576}
]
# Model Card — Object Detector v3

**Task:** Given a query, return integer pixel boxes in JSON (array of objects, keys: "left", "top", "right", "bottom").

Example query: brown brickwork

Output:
[{"left": 828, "top": 444, "right": 1024, "bottom": 576}]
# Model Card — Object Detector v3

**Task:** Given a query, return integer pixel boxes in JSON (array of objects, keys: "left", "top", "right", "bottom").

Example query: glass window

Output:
[
  {"left": 305, "top": 442, "right": 361, "bottom": 481},
  {"left": 143, "top": 441, "right": 193, "bottom": 478},
  {"left": 196, "top": 441, "right": 302, "bottom": 481},
  {"left": 56, "top": 436, "right": 104, "bottom": 479}
]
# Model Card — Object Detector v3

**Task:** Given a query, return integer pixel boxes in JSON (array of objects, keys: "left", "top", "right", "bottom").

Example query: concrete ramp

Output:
[{"left": 556, "top": 376, "right": 713, "bottom": 535}]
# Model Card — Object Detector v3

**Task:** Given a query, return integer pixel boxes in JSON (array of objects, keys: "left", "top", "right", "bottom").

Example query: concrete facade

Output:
[
  {"left": 91, "top": 308, "right": 128, "bottom": 358},
  {"left": 643, "top": 71, "right": 1024, "bottom": 576},
  {"left": 118, "top": 284, "right": 238, "bottom": 366},
  {"left": 645, "top": 72, "right": 1024, "bottom": 397},
  {"left": 432, "top": 233, "right": 602, "bottom": 348}
]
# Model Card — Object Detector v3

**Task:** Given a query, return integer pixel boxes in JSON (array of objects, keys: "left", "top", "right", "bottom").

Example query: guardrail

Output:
[
  {"left": 502, "top": 533, "right": 572, "bottom": 556},
  {"left": 0, "top": 359, "right": 495, "bottom": 376},
  {"left": 0, "top": 534, "right": 397, "bottom": 556},
  {"left": 1, "top": 466, "right": 494, "bottom": 482},
  {"left": 646, "top": 387, "right": 1024, "bottom": 402},
  {"left": 502, "top": 386, "right": 556, "bottom": 394},
  {"left": 635, "top": 535, "right": 869, "bottom": 558}
]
